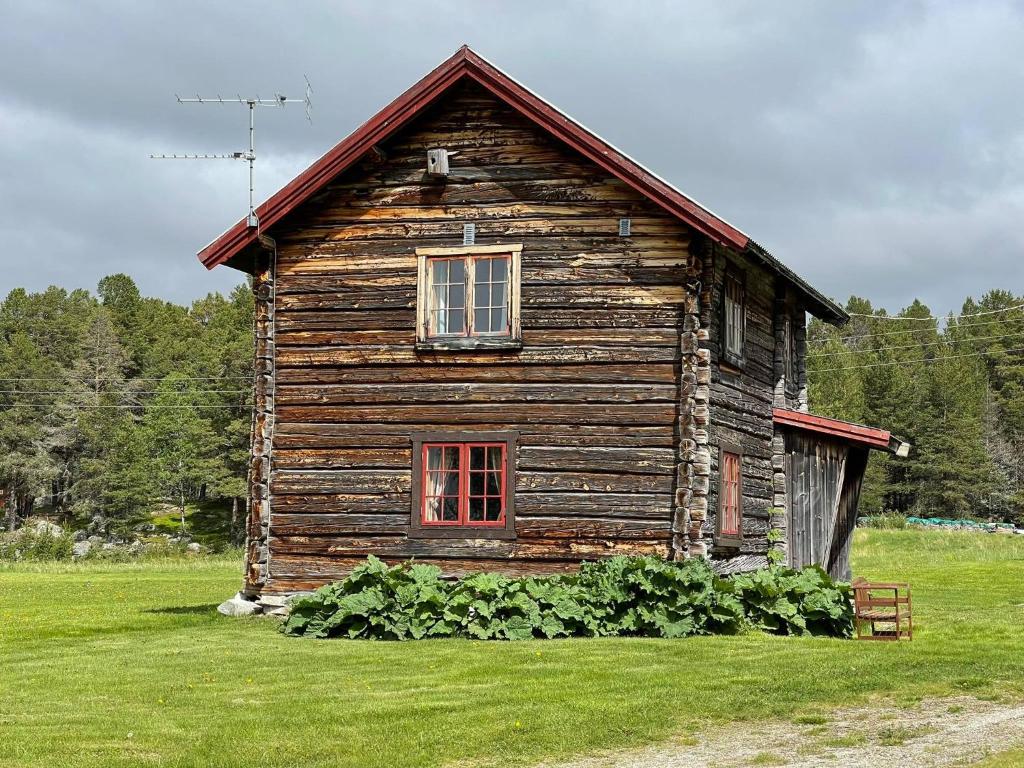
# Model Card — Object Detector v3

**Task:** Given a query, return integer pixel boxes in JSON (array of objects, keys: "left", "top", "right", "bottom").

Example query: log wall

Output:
[
  {"left": 260, "top": 81, "right": 698, "bottom": 593},
  {"left": 704, "top": 244, "right": 787, "bottom": 562}
]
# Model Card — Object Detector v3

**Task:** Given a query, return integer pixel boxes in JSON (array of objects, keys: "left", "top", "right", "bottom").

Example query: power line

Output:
[
  {"left": 1, "top": 404, "right": 248, "bottom": 409},
  {"left": 843, "top": 303, "right": 1024, "bottom": 321},
  {"left": 808, "top": 331, "right": 1024, "bottom": 357},
  {"left": 0, "top": 376, "right": 254, "bottom": 383},
  {"left": 809, "top": 346, "right": 1024, "bottom": 373},
  {"left": 807, "top": 315, "right": 1024, "bottom": 346},
  {"left": 0, "top": 390, "right": 250, "bottom": 395}
]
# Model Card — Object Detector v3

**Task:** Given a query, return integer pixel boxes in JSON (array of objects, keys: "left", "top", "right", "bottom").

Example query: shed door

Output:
[{"left": 786, "top": 434, "right": 847, "bottom": 574}]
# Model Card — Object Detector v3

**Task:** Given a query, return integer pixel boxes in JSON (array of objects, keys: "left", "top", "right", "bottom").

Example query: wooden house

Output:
[{"left": 198, "top": 47, "right": 907, "bottom": 602}]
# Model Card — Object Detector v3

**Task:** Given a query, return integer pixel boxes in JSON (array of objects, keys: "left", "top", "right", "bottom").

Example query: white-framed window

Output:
[{"left": 415, "top": 244, "right": 522, "bottom": 348}]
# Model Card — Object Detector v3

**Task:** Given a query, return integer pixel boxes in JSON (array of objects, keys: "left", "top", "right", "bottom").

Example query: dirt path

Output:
[{"left": 544, "top": 697, "right": 1024, "bottom": 768}]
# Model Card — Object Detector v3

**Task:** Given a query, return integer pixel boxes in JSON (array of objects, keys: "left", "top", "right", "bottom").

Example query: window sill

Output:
[
  {"left": 409, "top": 526, "right": 516, "bottom": 540},
  {"left": 720, "top": 357, "right": 744, "bottom": 376},
  {"left": 713, "top": 535, "right": 742, "bottom": 550},
  {"left": 416, "top": 337, "right": 522, "bottom": 353}
]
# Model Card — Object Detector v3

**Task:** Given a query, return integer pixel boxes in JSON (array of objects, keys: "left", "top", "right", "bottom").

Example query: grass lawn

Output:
[{"left": 2, "top": 529, "right": 1023, "bottom": 768}]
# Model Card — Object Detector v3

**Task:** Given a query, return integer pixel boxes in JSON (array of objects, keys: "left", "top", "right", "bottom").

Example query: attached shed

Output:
[
  {"left": 194, "top": 46, "right": 905, "bottom": 601},
  {"left": 774, "top": 409, "right": 910, "bottom": 580}
]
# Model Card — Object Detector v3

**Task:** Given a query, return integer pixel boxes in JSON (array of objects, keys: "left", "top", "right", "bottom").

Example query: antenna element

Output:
[{"left": 150, "top": 77, "right": 313, "bottom": 228}]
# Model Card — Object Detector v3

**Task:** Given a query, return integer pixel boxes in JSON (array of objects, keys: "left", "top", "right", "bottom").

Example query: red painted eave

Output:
[
  {"left": 197, "top": 45, "right": 750, "bottom": 271},
  {"left": 773, "top": 408, "right": 910, "bottom": 456}
]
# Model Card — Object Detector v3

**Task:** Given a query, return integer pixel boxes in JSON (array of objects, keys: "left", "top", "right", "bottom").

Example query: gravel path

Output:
[{"left": 543, "top": 697, "right": 1024, "bottom": 768}]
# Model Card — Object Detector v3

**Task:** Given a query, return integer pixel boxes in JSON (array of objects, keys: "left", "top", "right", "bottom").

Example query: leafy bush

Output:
[
  {"left": 281, "top": 555, "right": 853, "bottom": 641},
  {"left": 729, "top": 565, "right": 853, "bottom": 637},
  {"left": 0, "top": 527, "right": 74, "bottom": 562}
]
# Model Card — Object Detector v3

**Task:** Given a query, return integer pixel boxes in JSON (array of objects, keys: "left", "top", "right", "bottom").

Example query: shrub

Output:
[
  {"left": 859, "top": 513, "right": 908, "bottom": 530},
  {"left": 728, "top": 565, "right": 853, "bottom": 637},
  {"left": 281, "top": 555, "right": 853, "bottom": 641},
  {"left": 0, "top": 527, "right": 74, "bottom": 562}
]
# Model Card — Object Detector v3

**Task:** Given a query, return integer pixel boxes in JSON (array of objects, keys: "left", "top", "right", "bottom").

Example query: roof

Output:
[
  {"left": 773, "top": 408, "right": 911, "bottom": 456},
  {"left": 198, "top": 45, "right": 848, "bottom": 325}
]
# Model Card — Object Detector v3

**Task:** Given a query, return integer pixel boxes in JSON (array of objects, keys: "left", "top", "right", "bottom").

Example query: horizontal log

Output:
[
  {"left": 271, "top": 470, "right": 411, "bottom": 495},
  {"left": 515, "top": 492, "right": 672, "bottom": 519},
  {"left": 272, "top": 447, "right": 411, "bottom": 469},
  {"left": 270, "top": 534, "right": 668, "bottom": 560},
  {"left": 517, "top": 471, "right": 673, "bottom": 494},
  {"left": 271, "top": 513, "right": 410, "bottom": 536},
  {"left": 276, "top": 363, "right": 678, "bottom": 385},
  {"left": 274, "top": 403, "right": 676, "bottom": 426},
  {"left": 276, "top": 383, "right": 677, "bottom": 406},
  {"left": 275, "top": 327, "right": 680, "bottom": 349},
  {"left": 519, "top": 446, "right": 676, "bottom": 475},
  {"left": 273, "top": 422, "right": 675, "bottom": 449},
  {"left": 276, "top": 345, "right": 678, "bottom": 367},
  {"left": 272, "top": 493, "right": 410, "bottom": 514}
]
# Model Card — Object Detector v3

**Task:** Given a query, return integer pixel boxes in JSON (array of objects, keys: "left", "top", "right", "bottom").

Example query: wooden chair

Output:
[{"left": 852, "top": 578, "right": 912, "bottom": 641}]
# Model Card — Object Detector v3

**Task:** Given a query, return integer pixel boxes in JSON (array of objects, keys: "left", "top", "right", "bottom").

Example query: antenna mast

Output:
[{"left": 151, "top": 79, "right": 312, "bottom": 228}]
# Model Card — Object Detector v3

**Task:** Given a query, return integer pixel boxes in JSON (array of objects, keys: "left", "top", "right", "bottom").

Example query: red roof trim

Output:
[
  {"left": 772, "top": 408, "right": 893, "bottom": 451},
  {"left": 198, "top": 45, "right": 750, "bottom": 270}
]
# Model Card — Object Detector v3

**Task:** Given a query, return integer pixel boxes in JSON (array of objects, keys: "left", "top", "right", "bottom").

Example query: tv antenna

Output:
[{"left": 151, "top": 78, "right": 313, "bottom": 228}]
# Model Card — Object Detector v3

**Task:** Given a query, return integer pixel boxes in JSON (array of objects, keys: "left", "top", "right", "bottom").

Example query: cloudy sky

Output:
[{"left": 2, "top": 1, "right": 1022, "bottom": 314}]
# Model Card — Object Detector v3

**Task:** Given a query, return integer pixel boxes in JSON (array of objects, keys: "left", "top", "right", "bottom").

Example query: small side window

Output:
[
  {"left": 722, "top": 269, "right": 745, "bottom": 367},
  {"left": 784, "top": 313, "right": 798, "bottom": 391},
  {"left": 716, "top": 442, "right": 743, "bottom": 547}
]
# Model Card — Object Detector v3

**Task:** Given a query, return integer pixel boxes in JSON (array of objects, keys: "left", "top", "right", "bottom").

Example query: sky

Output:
[{"left": 2, "top": 1, "right": 1023, "bottom": 315}]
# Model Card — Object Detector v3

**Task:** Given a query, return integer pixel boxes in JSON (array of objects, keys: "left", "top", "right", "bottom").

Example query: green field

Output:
[{"left": 2, "top": 529, "right": 1023, "bottom": 768}]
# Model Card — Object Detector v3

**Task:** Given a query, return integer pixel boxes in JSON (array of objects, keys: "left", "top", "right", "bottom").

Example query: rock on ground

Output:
[
  {"left": 543, "top": 696, "right": 1024, "bottom": 768},
  {"left": 217, "top": 593, "right": 261, "bottom": 617}
]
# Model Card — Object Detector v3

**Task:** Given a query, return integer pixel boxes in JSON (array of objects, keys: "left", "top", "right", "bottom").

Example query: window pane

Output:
[
  {"left": 476, "top": 258, "right": 490, "bottom": 282},
  {"left": 490, "top": 308, "right": 505, "bottom": 332},
  {"left": 485, "top": 498, "right": 502, "bottom": 522},
  {"left": 486, "top": 471, "right": 501, "bottom": 496},
  {"left": 491, "top": 257, "right": 508, "bottom": 282},
  {"left": 447, "top": 308, "right": 465, "bottom": 335},
  {"left": 490, "top": 281, "right": 506, "bottom": 310},
  {"left": 468, "top": 497, "right": 485, "bottom": 522},
  {"left": 474, "top": 308, "right": 491, "bottom": 333},
  {"left": 448, "top": 283, "right": 465, "bottom": 310},
  {"left": 431, "top": 283, "right": 448, "bottom": 311},
  {"left": 487, "top": 447, "right": 503, "bottom": 472},
  {"left": 449, "top": 259, "right": 465, "bottom": 283},
  {"left": 469, "top": 446, "right": 486, "bottom": 470},
  {"left": 423, "top": 496, "right": 442, "bottom": 522},
  {"left": 442, "top": 469, "right": 459, "bottom": 497},
  {"left": 426, "top": 446, "right": 443, "bottom": 471},
  {"left": 475, "top": 282, "right": 490, "bottom": 309},
  {"left": 442, "top": 496, "right": 459, "bottom": 521},
  {"left": 469, "top": 471, "right": 485, "bottom": 496},
  {"left": 431, "top": 260, "right": 449, "bottom": 285}
]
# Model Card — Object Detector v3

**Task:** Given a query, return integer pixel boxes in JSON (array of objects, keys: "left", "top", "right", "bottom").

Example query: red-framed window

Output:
[
  {"left": 716, "top": 443, "right": 743, "bottom": 545},
  {"left": 421, "top": 442, "right": 506, "bottom": 527}
]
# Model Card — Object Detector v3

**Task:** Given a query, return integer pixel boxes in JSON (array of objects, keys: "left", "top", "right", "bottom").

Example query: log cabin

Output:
[{"left": 198, "top": 46, "right": 908, "bottom": 603}]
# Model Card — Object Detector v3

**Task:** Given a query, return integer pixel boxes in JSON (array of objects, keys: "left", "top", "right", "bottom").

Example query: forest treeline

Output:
[
  {"left": 808, "top": 290, "right": 1024, "bottom": 524},
  {"left": 1, "top": 278, "right": 1022, "bottom": 539},
  {"left": 0, "top": 275, "right": 253, "bottom": 540}
]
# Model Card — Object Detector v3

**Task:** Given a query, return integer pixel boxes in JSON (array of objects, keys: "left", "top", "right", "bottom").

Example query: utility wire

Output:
[
  {"left": 0, "top": 390, "right": 250, "bottom": 396},
  {"left": 0, "top": 375, "right": 254, "bottom": 382},
  {"left": 808, "top": 315, "right": 1024, "bottom": 346},
  {"left": 808, "top": 331, "right": 1024, "bottom": 357},
  {"left": 847, "top": 302, "right": 1024, "bottom": 322},
  {"left": 809, "top": 346, "right": 1024, "bottom": 373},
  {"left": 1, "top": 404, "right": 248, "bottom": 409}
]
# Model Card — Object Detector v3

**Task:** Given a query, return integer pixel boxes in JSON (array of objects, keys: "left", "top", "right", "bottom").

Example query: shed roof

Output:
[
  {"left": 198, "top": 45, "right": 848, "bottom": 325},
  {"left": 773, "top": 408, "right": 911, "bottom": 456}
]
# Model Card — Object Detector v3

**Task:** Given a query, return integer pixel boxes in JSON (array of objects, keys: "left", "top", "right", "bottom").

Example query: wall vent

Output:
[
  {"left": 463, "top": 222, "right": 476, "bottom": 246},
  {"left": 618, "top": 217, "right": 631, "bottom": 237}
]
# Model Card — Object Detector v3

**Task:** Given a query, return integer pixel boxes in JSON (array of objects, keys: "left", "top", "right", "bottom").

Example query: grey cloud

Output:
[{"left": 1, "top": 0, "right": 1022, "bottom": 313}]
